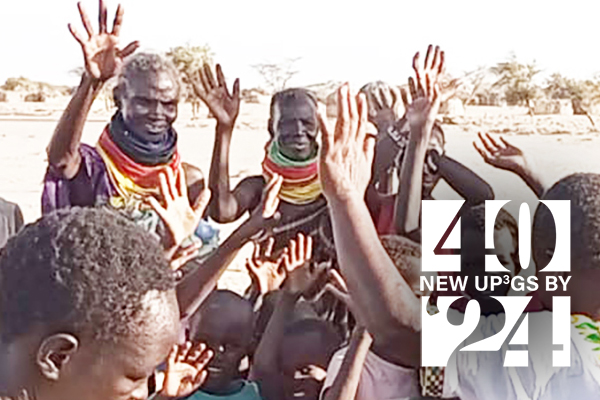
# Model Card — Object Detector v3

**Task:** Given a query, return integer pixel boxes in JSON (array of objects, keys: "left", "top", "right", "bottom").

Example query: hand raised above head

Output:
[
  {"left": 318, "top": 84, "right": 376, "bottom": 203},
  {"left": 68, "top": 0, "right": 139, "bottom": 82},
  {"left": 473, "top": 132, "right": 528, "bottom": 173},
  {"left": 282, "top": 234, "right": 323, "bottom": 296},
  {"left": 246, "top": 238, "right": 288, "bottom": 295},
  {"left": 191, "top": 63, "right": 240, "bottom": 129}
]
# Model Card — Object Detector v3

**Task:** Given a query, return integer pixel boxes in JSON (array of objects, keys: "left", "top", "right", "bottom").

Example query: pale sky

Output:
[{"left": 2, "top": 0, "right": 600, "bottom": 89}]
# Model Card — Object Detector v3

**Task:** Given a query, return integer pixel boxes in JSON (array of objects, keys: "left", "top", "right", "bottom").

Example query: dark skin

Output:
[
  {"left": 47, "top": 0, "right": 204, "bottom": 203},
  {"left": 194, "top": 64, "right": 324, "bottom": 233},
  {"left": 0, "top": 291, "right": 180, "bottom": 400},
  {"left": 188, "top": 294, "right": 254, "bottom": 395}
]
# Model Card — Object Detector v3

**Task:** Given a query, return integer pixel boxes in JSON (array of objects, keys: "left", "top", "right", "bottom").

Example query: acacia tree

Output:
[
  {"left": 166, "top": 44, "right": 214, "bottom": 119},
  {"left": 252, "top": 57, "right": 300, "bottom": 93},
  {"left": 491, "top": 55, "right": 540, "bottom": 114}
]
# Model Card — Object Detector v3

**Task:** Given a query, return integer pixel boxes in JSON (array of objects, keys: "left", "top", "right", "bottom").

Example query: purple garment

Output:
[{"left": 42, "top": 144, "right": 114, "bottom": 214}]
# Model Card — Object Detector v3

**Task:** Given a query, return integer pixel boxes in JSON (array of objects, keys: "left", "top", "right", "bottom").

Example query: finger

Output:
[
  {"left": 77, "top": 2, "right": 95, "bottom": 38},
  {"left": 146, "top": 196, "right": 167, "bottom": 220},
  {"left": 99, "top": 0, "right": 108, "bottom": 34},
  {"left": 363, "top": 134, "right": 376, "bottom": 169},
  {"left": 195, "top": 347, "right": 213, "bottom": 370},
  {"left": 473, "top": 141, "right": 491, "bottom": 162},
  {"left": 197, "top": 68, "right": 210, "bottom": 97},
  {"left": 232, "top": 78, "right": 241, "bottom": 100},
  {"left": 431, "top": 46, "right": 440, "bottom": 74},
  {"left": 408, "top": 77, "right": 418, "bottom": 100},
  {"left": 189, "top": 342, "right": 206, "bottom": 362},
  {"left": 317, "top": 111, "right": 333, "bottom": 154},
  {"left": 159, "top": 172, "right": 173, "bottom": 205},
  {"left": 68, "top": 24, "right": 86, "bottom": 47},
  {"left": 305, "top": 235, "right": 313, "bottom": 263},
  {"left": 177, "top": 166, "right": 188, "bottom": 199},
  {"left": 412, "top": 52, "right": 422, "bottom": 85},
  {"left": 193, "top": 370, "right": 208, "bottom": 387},
  {"left": 203, "top": 63, "right": 217, "bottom": 90},
  {"left": 426, "top": 74, "right": 432, "bottom": 99},
  {"left": 167, "top": 344, "right": 178, "bottom": 366},
  {"left": 336, "top": 84, "right": 351, "bottom": 142},
  {"left": 166, "top": 168, "right": 179, "bottom": 199},
  {"left": 424, "top": 45, "right": 434, "bottom": 71},
  {"left": 120, "top": 41, "right": 140, "bottom": 58},
  {"left": 347, "top": 84, "right": 358, "bottom": 125},
  {"left": 111, "top": 4, "right": 124, "bottom": 36},
  {"left": 265, "top": 237, "right": 275, "bottom": 259},
  {"left": 325, "top": 283, "right": 352, "bottom": 305},
  {"left": 296, "top": 233, "right": 305, "bottom": 263},
  {"left": 478, "top": 132, "right": 497, "bottom": 153},
  {"left": 288, "top": 237, "right": 298, "bottom": 268},
  {"left": 438, "top": 51, "right": 446, "bottom": 75},
  {"left": 328, "top": 269, "right": 349, "bottom": 292},
  {"left": 485, "top": 133, "right": 502, "bottom": 149},
  {"left": 400, "top": 87, "right": 410, "bottom": 110},
  {"left": 216, "top": 64, "right": 230, "bottom": 96},
  {"left": 252, "top": 241, "right": 261, "bottom": 263},
  {"left": 356, "top": 93, "right": 369, "bottom": 145},
  {"left": 499, "top": 136, "right": 513, "bottom": 149}
]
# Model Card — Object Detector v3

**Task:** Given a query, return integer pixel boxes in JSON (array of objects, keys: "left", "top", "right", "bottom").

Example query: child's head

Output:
[
  {"left": 380, "top": 235, "right": 433, "bottom": 296},
  {"left": 279, "top": 318, "right": 342, "bottom": 400},
  {"left": 189, "top": 290, "right": 254, "bottom": 394},
  {"left": 460, "top": 204, "right": 519, "bottom": 301},
  {"left": 533, "top": 173, "right": 600, "bottom": 318}
]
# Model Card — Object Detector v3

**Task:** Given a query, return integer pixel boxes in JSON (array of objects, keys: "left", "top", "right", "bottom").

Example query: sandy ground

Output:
[{"left": 1, "top": 96, "right": 600, "bottom": 293}]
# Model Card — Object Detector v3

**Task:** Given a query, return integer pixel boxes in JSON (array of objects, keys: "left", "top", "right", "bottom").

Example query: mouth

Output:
[
  {"left": 293, "top": 391, "right": 306, "bottom": 398},
  {"left": 207, "top": 366, "right": 223, "bottom": 375}
]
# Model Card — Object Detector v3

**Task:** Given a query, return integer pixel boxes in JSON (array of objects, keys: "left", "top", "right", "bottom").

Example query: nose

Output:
[{"left": 130, "top": 379, "right": 149, "bottom": 400}]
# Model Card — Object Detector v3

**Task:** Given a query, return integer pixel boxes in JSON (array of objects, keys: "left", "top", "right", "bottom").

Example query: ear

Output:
[
  {"left": 268, "top": 117, "right": 275, "bottom": 138},
  {"left": 36, "top": 334, "right": 79, "bottom": 381}
]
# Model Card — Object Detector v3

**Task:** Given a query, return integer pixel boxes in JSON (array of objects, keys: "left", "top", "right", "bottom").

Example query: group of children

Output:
[{"left": 0, "top": 1, "right": 599, "bottom": 400}]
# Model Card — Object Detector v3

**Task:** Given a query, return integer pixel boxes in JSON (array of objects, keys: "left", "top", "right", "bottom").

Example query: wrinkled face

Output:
[
  {"left": 280, "top": 332, "right": 330, "bottom": 400},
  {"left": 120, "top": 70, "right": 179, "bottom": 136},
  {"left": 272, "top": 96, "right": 319, "bottom": 161},
  {"left": 0, "top": 291, "right": 180, "bottom": 400},
  {"left": 461, "top": 227, "right": 517, "bottom": 305},
  {"left": 191, "top": 309, "right": 253, "bottom": 394}
]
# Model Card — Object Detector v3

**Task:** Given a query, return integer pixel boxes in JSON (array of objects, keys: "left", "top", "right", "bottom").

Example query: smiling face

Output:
[
  {"left": 270, "top": 93, "right": 319, "bottom": 161},
  {"left": 189, "top": 292, "right": 254, "bottom": 395},
  {"left": 119, "top": 69, "right": 179, "bottom": 136}
]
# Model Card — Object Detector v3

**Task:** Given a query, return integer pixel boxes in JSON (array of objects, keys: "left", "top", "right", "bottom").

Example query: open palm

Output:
[
  {"left": 68, "top": 0, "right": 139, "bottom": 82},
  {"left": 192, "top": 64, "right": 240, "bottom": 128},
  {"left": 474, "top": 132, "right": 527, "bottom": 173}
]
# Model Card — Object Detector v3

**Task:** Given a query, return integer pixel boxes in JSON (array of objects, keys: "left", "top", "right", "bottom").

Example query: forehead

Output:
[
  {"left": 193, "top": 305, "right": 252, "bottom": 342},
  {"left": 273, "top": 96, "right": 316, "bottom": 122},
  {"left": 280, "top": 332, "right": 329, "bottom": 369},
  {"left": 124, "top": 70, "right": 179, "bottom": 100}
]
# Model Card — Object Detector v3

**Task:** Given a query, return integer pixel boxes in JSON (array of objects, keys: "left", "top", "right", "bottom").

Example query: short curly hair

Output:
[
  {"left": 0, "top": 207, "right": 174, "bottom": 344},
  {"left": 533, "top": 173, "right": 600, "bottom": 270},
  {"left": 113, "top": 52, "right": 181, "bottom": 108}
]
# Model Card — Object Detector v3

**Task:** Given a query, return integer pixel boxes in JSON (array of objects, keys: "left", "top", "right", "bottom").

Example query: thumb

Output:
[{"left": 317, "top": 110, "right": 332, "bottom": 153}]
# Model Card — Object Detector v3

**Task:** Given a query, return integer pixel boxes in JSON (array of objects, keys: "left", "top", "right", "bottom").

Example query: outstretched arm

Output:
[
  {"left": 176, "top": 175, "right": 283, "bottom": 318},
  {"left": 250, "top": 234, "right": 320, "bottom": 400},
  {"left": 474, "top": 132, "right": 547, "bottom": 198},
  {"left": 395, "top": 45, "right": 444, "bottom": 235},
  {"left": 191, "top": 64, "right": 255, "bottom": 222},
  {"left": 437, "top": 154, "right": 495, "bottom": 204},
  {"left": 322, "top": 327, "right": 373, "bottom": 400},
  {"left": 47, "top": 0, "right": 138, "bottom": 179},
  {"left": 318, "top": 84, "right": 421, "bottom": 367}
]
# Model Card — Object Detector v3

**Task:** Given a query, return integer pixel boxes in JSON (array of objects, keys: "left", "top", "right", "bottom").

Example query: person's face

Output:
[
  {"left": 280, "top": 333, "right": 329, "bottom": 400},
  {"left": 272, "top": 97, "right": 319, "bottom": 161},
  {"left": 120, "top": 70, "right": 179, "bottom": 136},
  {"left": 461, "top": 227, "right": 516, "bottom": 302},
  {"left": 0, "top": 291, "right": 180, "bottom": 400},
  {"left": 192, "top": 310, "right": 252, "bottom": 394}
]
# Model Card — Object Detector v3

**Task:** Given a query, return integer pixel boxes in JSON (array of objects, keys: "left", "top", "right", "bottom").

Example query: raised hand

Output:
[
  {"left": 363, "top": 84, "right": 400, "bottom": 130},
  {"left": 147, "top": 167, "right": 211, "bottom": 250},
  {"left": 68, "top": 0, "right": 139, "bottom": 82},
  {"left": 283, "top": 234, "right": 325, "bottom": 296},
  {"left": 318, "top": 84, "right": 376, "bottom": 203},
  {"left": 246, "top": 238, "right": 287, "bottom": 294},
  {"left": 473, "top": 133, "right": 528, "bottom": 173},
  {"left": 191, "top": 64, "right": 241, "bottom": 128},
  {"left": 160, "top": 342, "right": 213, "bottom": 398}
]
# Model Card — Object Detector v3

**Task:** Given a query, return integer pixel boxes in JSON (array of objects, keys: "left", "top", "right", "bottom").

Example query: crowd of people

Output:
[{"left": 0, "top": 1, "right": 599, "bottom": 399}]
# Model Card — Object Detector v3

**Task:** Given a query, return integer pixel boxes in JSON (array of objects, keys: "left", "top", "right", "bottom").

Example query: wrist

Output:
[
  {"left": 81, "top": 72, "right": 103, "bottom": 91},
  {"left": 216, "top": 120, "right": 235, "bottom": 132}
]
